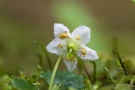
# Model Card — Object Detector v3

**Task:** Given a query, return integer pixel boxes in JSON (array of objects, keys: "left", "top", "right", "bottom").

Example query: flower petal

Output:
[
  {"left": 46, "top": 38, "right": 66, "bottom": 55},
  {"left": 54, "top": 23, "right": 71, "bottom": 38},
  {"left": 72, "top": 26, "right": 90, "bottom": 44},
  {"left": 77, "top": 45, "right": 99, "bottom": 60},
  {"left": 63, "top": 60, "right": 77, "bottom": 72}
]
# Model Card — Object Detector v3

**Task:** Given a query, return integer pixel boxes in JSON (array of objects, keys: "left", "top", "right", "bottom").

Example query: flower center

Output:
[{"left": 67, "top": 42, "right": 78, "bottom": 52}]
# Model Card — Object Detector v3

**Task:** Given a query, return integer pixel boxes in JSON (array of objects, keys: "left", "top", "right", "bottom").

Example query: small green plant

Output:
[{"left": 0, "top": 24, "right": 135, "bottom": 90}]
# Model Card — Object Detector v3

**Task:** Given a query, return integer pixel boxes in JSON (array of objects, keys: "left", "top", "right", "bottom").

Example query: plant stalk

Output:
[
  {"left": 116, "top": 52, "right": 128, "bottom": 76},
  {"left": 90, "top": 61, "right": 96, "bottom": 84},
  {"left": 48, "top": 54, "right": 63, "bottom": 90}
]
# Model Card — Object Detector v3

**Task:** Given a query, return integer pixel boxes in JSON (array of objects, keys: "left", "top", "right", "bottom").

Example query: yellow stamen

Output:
[
  {"left": 58, "top": 43, "right": 63, "bottom": 48},
  {"left": 58, "top": 31, "right": 68, "bottom": 39},
  {"left": 81, "top": 48, "right": 87, "bottom": 56},
  {"left": 75, "top": 36, "right": 80, "bottom": 40}
]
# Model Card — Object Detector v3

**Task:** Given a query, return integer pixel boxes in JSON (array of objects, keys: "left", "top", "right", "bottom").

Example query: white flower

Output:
[{"left": 46, "top": 23, "right": 99, "bottom": 72}]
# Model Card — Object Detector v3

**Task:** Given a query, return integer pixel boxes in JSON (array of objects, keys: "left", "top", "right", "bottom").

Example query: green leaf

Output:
[
  {"left": 99, "top": 85, "right": 114, "bottom": 90},
  {"left": 0, "top": 75, "right": 11, "bottom": 90},
  {"left": 40, "top": 70, "right": 85, "bottom": 90},
  {"left": 11, "top": 78, "right": 39, "bottom": 90},
  {"left": 104, "top": 67, "right": 116, "bottom": 84},
  {"left": 115, "top": 84, "right": 132, "bottom": 90},
  {"left": 118, "top": 75, "right": 135, "bottom": 84}
]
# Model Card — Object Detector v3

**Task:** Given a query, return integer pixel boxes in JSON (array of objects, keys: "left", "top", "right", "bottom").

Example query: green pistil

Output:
[
  {"left": 69, "top": 49, "right": 72, "bottom": 53},
  {"left": 67, "top": 42, "right": 78, "bottom": 52}
]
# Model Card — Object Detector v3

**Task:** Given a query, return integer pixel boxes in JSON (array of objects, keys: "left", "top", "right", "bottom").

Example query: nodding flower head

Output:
[{"left": 46, "top": 23, "right": 99, "bottom": 72}]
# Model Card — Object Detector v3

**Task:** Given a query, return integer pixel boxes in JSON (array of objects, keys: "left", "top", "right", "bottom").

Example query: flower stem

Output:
[
  {"left": 90, "top": 61, "right": 96, "bottom": 84},
  {"left": 48, "top": 54, "right": 63, "bottom": 90},
  {"left": 78, "top": 58, "right": 93, "bottom": 83}
]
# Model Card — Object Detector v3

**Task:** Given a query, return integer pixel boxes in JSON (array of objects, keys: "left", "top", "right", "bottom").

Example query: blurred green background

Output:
[{"left": 0, "top": 0, "right": 135, "bottom": 74}]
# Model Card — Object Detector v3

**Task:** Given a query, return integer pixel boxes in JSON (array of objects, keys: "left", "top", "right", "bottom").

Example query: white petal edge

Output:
[
  {"left": 63, "top": 60, "right": 77, "bottom": 72},
  {"left": 54, "top": 23, "right": 71, "bottom": 37},
  {"left": 77, "top": 45, "right": 99, "bottom": 60},
  {"left": 72, "top": 26, "right": 90, "bottom": 45},
  {"left": 46, "top": 38, "right": 66, "bottom": 55}
]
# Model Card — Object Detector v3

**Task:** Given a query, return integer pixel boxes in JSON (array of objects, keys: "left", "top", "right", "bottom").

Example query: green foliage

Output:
[
  {"left": 1, "top": 39, "right": 135, "bottom": 90},
  {"left": 11, "top": 78, "right": 39, "bottom": 90},
  {"left": 112, "top": 37, "right": 128, "bottom": 76},
  {"left": 118, "top": 75, "right": 135, "bottom": 84},
  {"left": 104, "top": 67, "right": 116, "bottom": 84},
  {"left": 40, "top": 70, "right": 85, "bottom": 90},
  {"left": 19, "top": 71, "right": 40, "bottom": 86},
  {"left": 85, "top": 78, "right": 93, "bottom": 90},
  {"left": 115, "top": 84, "right": 132, "bottom": 90},
  {"left": 8, "top": 71, "right": 40, "bottom": 90},
  {"left": 0, "top": 75, "right": 11, "bottom": 90},
  {"left": 99, "top": 85, "right": 115, "bottom": 90}
]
